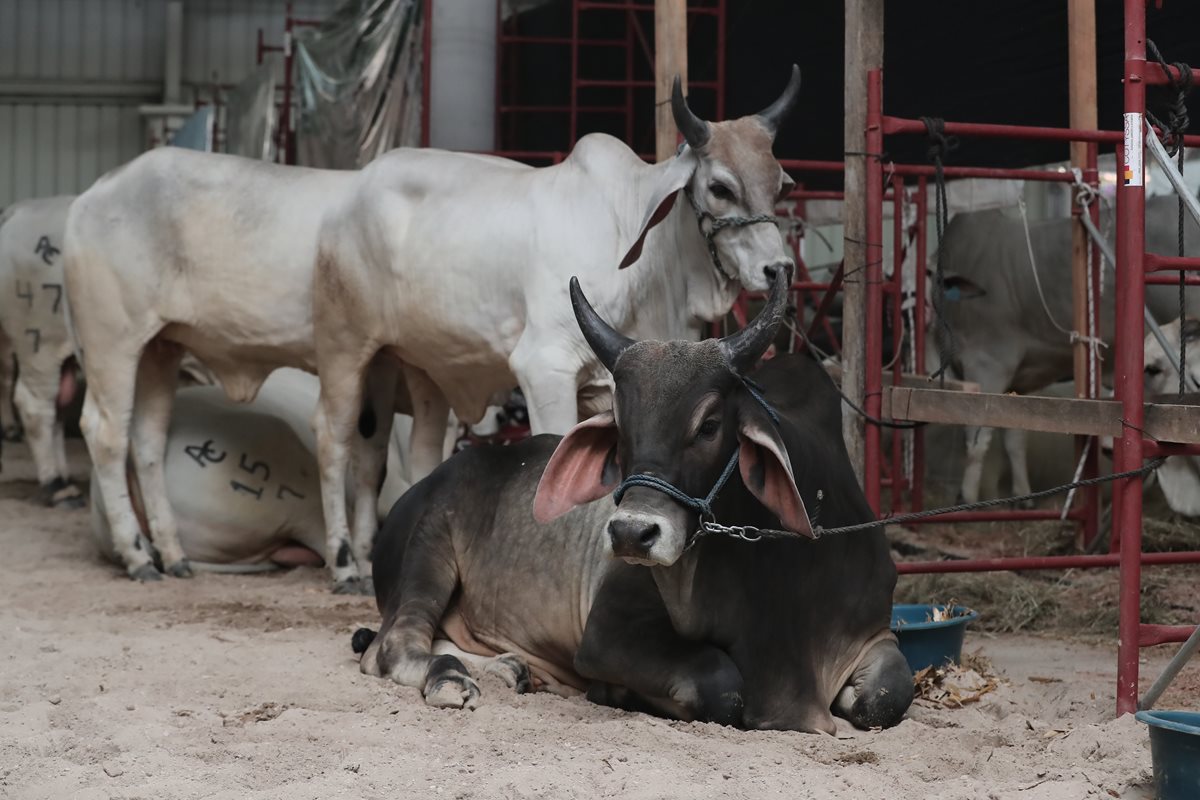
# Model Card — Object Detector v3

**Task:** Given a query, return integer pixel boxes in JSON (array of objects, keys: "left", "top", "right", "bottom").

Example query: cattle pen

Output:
[{"left": 4, "top": 1, "right": 1200, "bottom": 797}]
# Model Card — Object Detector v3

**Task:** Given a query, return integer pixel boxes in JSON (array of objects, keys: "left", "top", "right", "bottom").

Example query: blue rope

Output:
[{"left": 611, "top": 375, "right": 779, "bottom": 515}]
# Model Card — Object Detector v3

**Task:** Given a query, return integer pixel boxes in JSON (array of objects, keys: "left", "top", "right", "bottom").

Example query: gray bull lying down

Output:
[{"left": 354, "top": 270, "right": 912, "bottom": 733}]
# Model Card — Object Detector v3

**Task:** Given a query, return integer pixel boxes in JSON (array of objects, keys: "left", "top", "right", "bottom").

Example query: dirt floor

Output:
[{"left": 2, "top": 443, "right": 1198, "bottom": 800}]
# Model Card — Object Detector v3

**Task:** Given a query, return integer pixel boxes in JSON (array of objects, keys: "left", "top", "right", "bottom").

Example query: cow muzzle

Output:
[{"left": 605, "top": 490, "right": 690, "bottom": 566}]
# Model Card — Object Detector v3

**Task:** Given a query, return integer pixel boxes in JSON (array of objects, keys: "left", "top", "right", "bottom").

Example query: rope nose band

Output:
[
  {"left": 611, "top": 377, "right": 781, "bottom": 524},
  {"left": 684, "top": 187, "right": 780, "bottom": 284}
]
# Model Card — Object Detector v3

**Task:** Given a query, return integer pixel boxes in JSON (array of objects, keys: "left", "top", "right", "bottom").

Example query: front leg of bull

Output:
[
  {"left": 832, "top": 637, "right": 913, "bottom": 730},
  {"left": 1004, "top": 428, "right": 1034, "bottom": 507},
  {"left": 314, "top": 377, "right": 368, "bottom": 594},
  {"left": 959, "top": 425, "right": 994, "bottom": 505},
  {"left": 403, "top": 365, "right": 450, "bottom": 484},
  {"left": 347, "top": 361, "right": 399, "bottom": 581},
  {"left": 509, "top": 342, "right": 583, "bottom": 436},
  {"left": 129, "top": 344, "right": 190, "bottom": 576},
  {"left": 575, "top": 568, "right": 745, "bottom": 726},
  {"left": 12, "top": 374, "right": 82, "bottom": 508}
]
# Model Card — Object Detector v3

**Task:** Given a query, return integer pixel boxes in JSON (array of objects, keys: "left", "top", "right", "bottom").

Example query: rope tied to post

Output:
[{"left": 920, "top": 117, "right": 961, "bottom": 385}]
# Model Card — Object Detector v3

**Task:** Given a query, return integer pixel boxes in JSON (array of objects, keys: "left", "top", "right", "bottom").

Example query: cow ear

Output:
[
  {"left": 736, "top": 413, "right": 815, "bottom": 538},
  {"left": 618, "top": 148, "right": 698, "bottom": 270},
  {"left": 942, "top": 275, "right": 986, "bottom": 301},
  {"left": 533, "top": 411, "right": 619, "bottom": 523}
]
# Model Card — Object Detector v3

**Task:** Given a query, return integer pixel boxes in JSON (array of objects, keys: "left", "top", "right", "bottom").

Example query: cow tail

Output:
[{"left": 351, "top": 627, "right": 377, "bottom": 654}]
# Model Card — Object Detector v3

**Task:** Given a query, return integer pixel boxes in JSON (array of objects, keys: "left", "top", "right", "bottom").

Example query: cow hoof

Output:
[
  {"left": 486, "top": 654, "right": 533, "bottom": 694},
  {"left": 51, "top": 492, "right": 86, "bottom": 510},
  {"left": 129, "top": 563, "right": 163, "bottom": 583},
  {"left": 167, "top": 559, "right": 194, "bottom": 579},
  {"left": 357, "top": 576, "right": 375, "bottom": 596},
  {"left": 425, "top": 675, "right": 482, "bottom": 710},
  {"left": 332, "top": 577, "right": 364, "bottom": 595}
]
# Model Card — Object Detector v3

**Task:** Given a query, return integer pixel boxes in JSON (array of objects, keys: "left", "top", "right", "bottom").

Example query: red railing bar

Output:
[
  {"left": 896, "top": 550, "right": 1200, "bottom": 574},
  {"left": 1144, "top": 441, "right": 1200, "bottom": 457},
  {"left": 1144, "top": 253, "right": 1200, "bottom": 272},
  {"left": 882, "top": 115, "right": 1200, "bottom": 148},
  {"left": 498, "top": 105, "right": 628, "bottom": 114},
  {"left": 1144, "top": 273, "right": 1200, "bottom": 285},
  {"left": 892, "top": 164, "right": 1076, "bottom": 183},
  {"left": 497, "top": 35, "right": 626, "bottom": 46},
  {"left": 1139, "top": 624, "right": 1198, "bottom": 647},
  {"left": 787, "top": 190, "right": 844, "bottom": 201},
  {"left": 1145, "top": 64, "right": 1200, "bottom": 87},
  {"left": 578, "top": 1, "right": 720, "bottom": 13},
  {"left": 575, "top": 79, "right": 717, "bottom": 89}
]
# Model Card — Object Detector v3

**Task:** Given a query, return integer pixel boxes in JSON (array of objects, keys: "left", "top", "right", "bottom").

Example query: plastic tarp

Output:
[
  {"left": 225, "top": 61, "right": 277, "bottom": 162},
  {"left": 170, "top": 106, "right": 214, "bottom": 151},
  {"left": 295, "top": 0, "right": 424, "bottom": 169}
]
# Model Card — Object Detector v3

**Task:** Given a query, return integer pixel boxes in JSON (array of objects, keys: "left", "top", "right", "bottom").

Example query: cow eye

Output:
[
  {"left": 709, "top": 183, "right": 734, "bottom": 202},
  {"left": 1145, "top": 364, "right": 1163, "bottom": 377},
  {"left": 697, "top": 418, "right": 721, "bottom": 439}
]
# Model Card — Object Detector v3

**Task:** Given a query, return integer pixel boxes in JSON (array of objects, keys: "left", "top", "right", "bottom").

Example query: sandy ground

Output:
[{"left": 2, "top": 442, "right": 1198, "bottom": 800}]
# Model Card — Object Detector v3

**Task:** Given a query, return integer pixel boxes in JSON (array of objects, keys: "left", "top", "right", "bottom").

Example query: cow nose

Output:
[
  {"left": 608, "top": 518, "right": 661, "bottom": 557},
  {"left": 763, "top": 261, "right": 794, "bottom": 282}
]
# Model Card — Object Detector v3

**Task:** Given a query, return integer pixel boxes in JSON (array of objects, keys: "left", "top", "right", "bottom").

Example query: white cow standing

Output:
[
  {"left": 90, "top": 368, "right": 416, "bottom": 570},
  {"left": 64, "top": 68, "right": 802, "bottom": 592},
  {"left": 931, "top": 195, "right": 1200, "bottom": 505},
  {"left": 1143, "top": 317, "right": 1200, "bottom": 516},
  {"left": 0, "top": 196, "right": 85, "bottom": 507}
]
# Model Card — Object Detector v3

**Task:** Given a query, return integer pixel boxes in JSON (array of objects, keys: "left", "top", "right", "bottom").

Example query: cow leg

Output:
[
  {"left": 314, "top": 353, "right": 373, "bottom": 593},
  {"left": 574, "top": 568, "right": 744, "bottom": 726},
  {"left": 403, "top": 365, "right": 449, "bottom": 484},
  {"left": 348, "top": 359, "right": 398, "bottom": 584},
  {"left": 510, "top": 340, "right": 581, "bottom": 435},
  {"left": 832, "top": 637, "right": 913, "bottom": 730},
  {"left": 358, "top": 541, "right": 483, "bottom": 709},
  {"left": 80, "top": 350, "right": 159, "bottom": 580},
  {"left": 431, "top": 640, "right": 534, "bottom": 694},
  {"left": 1004, "top": 428, "right": 1034, "bottom": 507},
  {"left": 0, "top": 334, "right": 20, "bottom": 441},
  {"left": 12, "top": 373, "right": 64, "bottom": 503},
  {"left": 958, "top": 425, "right": 994, "bottom": 504},
  {"left": 129, "top": 342, "right": 189, "bottom": 576}
]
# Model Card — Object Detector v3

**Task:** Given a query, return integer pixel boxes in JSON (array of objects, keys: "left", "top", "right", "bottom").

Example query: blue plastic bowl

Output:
[
  {"left": 1135, "top": 710, "right": 1200, "bottom": 800},
  {"left": 890, "top": 604, "right": 980, "bottom": 673}
]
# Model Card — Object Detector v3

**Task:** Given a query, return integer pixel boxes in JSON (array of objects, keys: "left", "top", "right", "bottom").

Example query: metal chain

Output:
[{"left": 691, "top": 457, "right": 1166, "bottom": 546}]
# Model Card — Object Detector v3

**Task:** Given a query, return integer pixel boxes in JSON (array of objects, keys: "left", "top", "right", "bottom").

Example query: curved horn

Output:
[
  {"left": 570, "top": 276, "right": 635, "bottom": 373},
  {"left": 755, "top": 64, "right": 802, "bottom": 139},
  {"left": 719, "top": 267, "right": 789, "bottom": 374},
  {"left": 671, "top": 75, "right": 710, "bottom": 149}
]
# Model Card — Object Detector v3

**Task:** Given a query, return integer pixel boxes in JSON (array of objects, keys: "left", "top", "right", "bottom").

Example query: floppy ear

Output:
[
  {"left": 533, "top": 411, "right": 619, "bottom": 523},
  {"left": 737, "top": 414, "right": 814, "bottom": 538},
  {"left": 942, "top": 275, "right": 987, "bottom": 301},
  {"left": 618, "top": 148, "right": 698, "bottom": 270}
]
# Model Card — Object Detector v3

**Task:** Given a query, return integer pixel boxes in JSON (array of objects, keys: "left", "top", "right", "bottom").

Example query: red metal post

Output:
[
  {"left": 424, "top": 0, "right": 433, "bottom": 147},
  {"left": 864, "top": 69, "right": 885, "bottom": 514},
  {"left": 891, "top": 173, "right": 906, "bottom": 514},
  {"left": 897, "top": 550, "right": 1200, "bottom": 575},
  {"left": 1114, "top": 0, "right": 1148, "bottom": 717},
  {"left": 1081, "top": 141, "right": 1102, "bottom": 547},
  {"left": 912, "top": 176, "right": 927, "bottom": 512}
]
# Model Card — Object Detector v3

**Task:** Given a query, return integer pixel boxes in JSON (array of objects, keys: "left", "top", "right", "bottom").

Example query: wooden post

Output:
[
  {"left": 1069, "top": 0, "right": 1097, "bottom": 395},
  {"left": 842, "top": 0, "right": 884, "bottom": 485},
  {"left": 1069, "top": 0, "right": 1097, "bottom": 549},
  {"left": 655, "top": 0, "right": 686, "bottom": 162}
]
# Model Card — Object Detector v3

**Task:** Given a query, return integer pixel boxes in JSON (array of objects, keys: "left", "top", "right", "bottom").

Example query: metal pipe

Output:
[
  {"left": 1144, "top": 254, "right": 1200, "bottom": 272},
  {"left": 1140, "top": 625, "right": 1200, "bottom": 648},
  {"left": 1143, "top": 441, "right": 1200, "bottom": 458},
  {"left": 1146, "top": 117, "right": 1200, "bottom": 231},
  {"left": 1115, "top": 0, "right": 1148, "bottom": 716},
  {"left": 896, "top": 550, "right": 1200, "bottom": 574},
  {"left": 864, "top": 69, "right": 885, "bottom": 514},
  {"left": 883, "top": 115, "right": 1200, "bottom": 148},
  {"left": 891, "top": 173, "right": 906, "bottom": 514}
]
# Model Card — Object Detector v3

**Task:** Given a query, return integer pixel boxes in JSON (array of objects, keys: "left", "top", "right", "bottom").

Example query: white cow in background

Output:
[
  {"left": 0, "top": 196, "right": 86, "bottom": 507},
  {"left": 65, "top": 67, "right": 802, "bottom": 593},
  {"left": 91, "top": 368, "right": 418, "bottom": 571},
  {"left": 931, "top": 194, "right": 1200, "bottom": 505},
  {"left": 1143, "top": 317, "right": 1200, "bottom": 517}
]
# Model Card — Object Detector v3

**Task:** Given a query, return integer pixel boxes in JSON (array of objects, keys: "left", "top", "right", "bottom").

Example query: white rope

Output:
[{"left": 1017, "top": 194, "right": 1079, "bottom": 340}]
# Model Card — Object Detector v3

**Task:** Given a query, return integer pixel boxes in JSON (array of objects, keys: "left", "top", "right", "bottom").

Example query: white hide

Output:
[
  {"left": 1143, "top": 318, "right": 1200, "bottom": 516},
  {"left": 91, "top": 368, "right": 418, "bottom": 570},
  {"left": 0, "top": 196, "right": 81, "bottom": 498}
]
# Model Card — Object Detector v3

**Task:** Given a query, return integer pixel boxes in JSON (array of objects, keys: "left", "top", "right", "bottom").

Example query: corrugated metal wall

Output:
[{"left": 0, "top": 0, "right": 338, "bottom": 207}]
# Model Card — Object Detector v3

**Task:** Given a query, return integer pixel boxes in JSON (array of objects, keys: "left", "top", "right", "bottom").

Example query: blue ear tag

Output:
[{"left": 944, "top": 286, "right": 962, "bottom": 302}]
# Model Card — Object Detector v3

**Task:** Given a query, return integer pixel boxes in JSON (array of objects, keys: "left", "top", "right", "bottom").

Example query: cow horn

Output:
[
  {"left": 755, "top": 64, "right": 802, "bottom": 139},
  {"left": 570, "top": 276, "right": 635, "bottom": 373},
  {"left": 719, "top": 267, "right": 789, "bottom": 374},
  {"left": 671, "top": 76, "right": 710, "bottom": 149}
]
